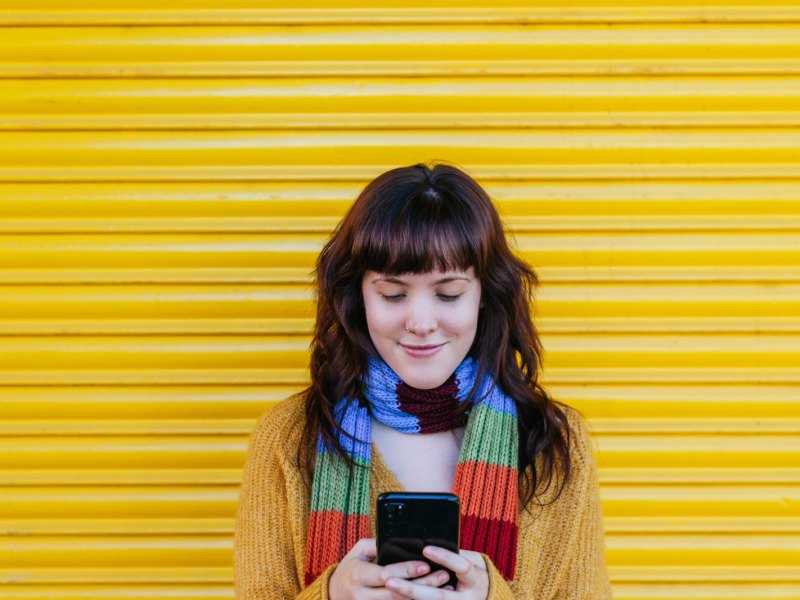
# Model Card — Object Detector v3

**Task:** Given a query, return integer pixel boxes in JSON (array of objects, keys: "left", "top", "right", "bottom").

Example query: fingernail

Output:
[{"left": 417, "top": 564, "right": 429, "bottom": 575}]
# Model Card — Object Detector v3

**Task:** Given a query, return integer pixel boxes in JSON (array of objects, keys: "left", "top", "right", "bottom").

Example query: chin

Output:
[{"left": 398, "top": 372, "right": 451, "bottom": 390}]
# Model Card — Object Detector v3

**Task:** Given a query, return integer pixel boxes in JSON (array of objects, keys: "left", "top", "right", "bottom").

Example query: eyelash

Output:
[{"left": 381, "top": 294, "right": 461, "bottom": 303}]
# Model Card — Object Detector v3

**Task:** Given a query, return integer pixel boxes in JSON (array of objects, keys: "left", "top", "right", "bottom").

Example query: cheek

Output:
[
  {"left": 363, "top": 297, "right": 400, "bottom": 337},
  {"left": 442, "top": 303, "right": 481, "bottom": 335}
]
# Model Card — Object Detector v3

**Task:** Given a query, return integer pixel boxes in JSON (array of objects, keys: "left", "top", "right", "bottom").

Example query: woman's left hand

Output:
[{"left": 384, "top": 546, "right": 489, "bottom": 600}]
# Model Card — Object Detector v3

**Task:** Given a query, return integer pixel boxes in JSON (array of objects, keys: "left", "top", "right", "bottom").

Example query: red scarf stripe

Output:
[
  {"left": 461, "top": 514, "right": 518, "bottom": 580},
  {"left": 305, "top": 511, "right": 371, "bottom": 585},
  {"left": 454, "top": 460, "right": 518, "bottom": 522}
]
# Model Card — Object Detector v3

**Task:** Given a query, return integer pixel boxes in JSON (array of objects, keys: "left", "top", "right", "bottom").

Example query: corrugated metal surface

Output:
[{"left": 1, "top": 1, "right": 799, "bottom": 599}]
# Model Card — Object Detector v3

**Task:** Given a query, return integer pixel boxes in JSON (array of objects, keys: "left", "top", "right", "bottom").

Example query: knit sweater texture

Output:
[{"left": 234, "top": 394, "right": 613, "bottom": 599}]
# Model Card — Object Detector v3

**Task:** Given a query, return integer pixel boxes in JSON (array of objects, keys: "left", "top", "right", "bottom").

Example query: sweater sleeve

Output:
[
  {"left": 481, "top": 553, "right": 516, "bottom": 600},
  {"left": 234, "top": 409, "right": 335, "bottom": 600},
  {"left": 549, "top": 408, "right": 613, "bottom": 600}
]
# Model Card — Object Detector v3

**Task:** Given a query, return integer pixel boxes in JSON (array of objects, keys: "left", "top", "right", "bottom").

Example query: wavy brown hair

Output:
[{"left": 298, "top": 161, "right": 573, "bottom": 509}]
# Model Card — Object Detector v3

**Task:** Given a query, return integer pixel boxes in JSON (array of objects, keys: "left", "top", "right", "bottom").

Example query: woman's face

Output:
[{"left": 361, "top": 267, "right": 482, "bottom": 389}]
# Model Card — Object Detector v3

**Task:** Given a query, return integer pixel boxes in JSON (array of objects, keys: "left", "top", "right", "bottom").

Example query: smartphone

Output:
[{"left": 376, "top": 492, "right": 460, "bottom": 588}]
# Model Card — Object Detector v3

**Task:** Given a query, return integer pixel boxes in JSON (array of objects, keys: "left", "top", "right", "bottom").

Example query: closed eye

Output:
[
  {"left": 379, "top": 293, "right": 461, "bottom": 303},
  {"left": 381, "top": 294, "right": 405, "bottom": 303}
]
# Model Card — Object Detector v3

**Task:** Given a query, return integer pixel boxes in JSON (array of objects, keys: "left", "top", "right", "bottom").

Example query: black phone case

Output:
[{"left": 376, "top": 492, "right": 460, "bottom": 588}]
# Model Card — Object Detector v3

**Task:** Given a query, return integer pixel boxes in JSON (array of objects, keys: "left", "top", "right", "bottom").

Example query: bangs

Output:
[{"left": 352, "top": 189, "right": 486, "bottom": 276}]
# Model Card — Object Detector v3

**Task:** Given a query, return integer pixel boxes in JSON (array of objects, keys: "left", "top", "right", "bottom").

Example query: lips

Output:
[{"left": 400, "top": 343, "right": 445, "bottom": 358}]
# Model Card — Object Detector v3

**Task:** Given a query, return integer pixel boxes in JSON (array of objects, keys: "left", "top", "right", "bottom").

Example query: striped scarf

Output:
[{"left": 305, "top": 356, "right": 518, "bottom": 584}]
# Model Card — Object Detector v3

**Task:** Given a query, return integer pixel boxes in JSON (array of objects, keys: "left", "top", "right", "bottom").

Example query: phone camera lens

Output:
[{"left": 386, "top": 505, "right": 395, "bottom": 513}]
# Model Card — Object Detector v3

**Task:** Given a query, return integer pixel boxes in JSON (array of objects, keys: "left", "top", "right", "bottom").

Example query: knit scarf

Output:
[{"left": 304, "top": 356, "right": 518, "bottom": 585}]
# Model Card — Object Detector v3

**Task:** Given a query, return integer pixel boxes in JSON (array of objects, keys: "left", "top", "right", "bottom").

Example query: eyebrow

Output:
[{"left": 371, "top": 276, "right": 471, "bottom": 285}]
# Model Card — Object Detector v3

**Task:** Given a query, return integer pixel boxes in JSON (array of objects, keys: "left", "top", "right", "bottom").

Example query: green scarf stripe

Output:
[
  {"left": 310, "top": 451, "right": 371, "bottom": 515},
  {"left": 459, "top": 407, "right": 518, "bottom": 467}
]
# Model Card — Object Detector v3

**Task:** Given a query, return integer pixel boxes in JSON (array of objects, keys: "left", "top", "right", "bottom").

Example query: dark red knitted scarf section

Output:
[{"left": 395, "top": 373, "right": 468, "bottom": 433}]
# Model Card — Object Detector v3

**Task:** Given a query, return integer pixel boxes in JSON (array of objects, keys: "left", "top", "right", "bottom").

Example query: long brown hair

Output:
[{"left": 298, "top": 161, "right": 573, "bottom": 509}]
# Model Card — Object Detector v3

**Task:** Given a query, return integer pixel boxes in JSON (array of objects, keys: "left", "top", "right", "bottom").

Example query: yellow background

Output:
[{"left": 1, "top": 1, "right": 799, "bottom": 598}]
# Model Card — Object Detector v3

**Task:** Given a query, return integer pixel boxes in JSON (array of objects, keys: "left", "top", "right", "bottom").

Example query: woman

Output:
[{"left": 235, "top": 163, "right": 612, "bottom": 599}]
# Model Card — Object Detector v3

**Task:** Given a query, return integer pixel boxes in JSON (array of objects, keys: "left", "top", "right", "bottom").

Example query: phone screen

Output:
[{"left": 376, "top": 492, "right": 460, "bottom": 588}]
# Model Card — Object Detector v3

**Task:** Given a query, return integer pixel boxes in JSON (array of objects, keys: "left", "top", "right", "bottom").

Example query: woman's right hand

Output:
[{"left": 328, "top": 538, "right": 453, "bottom": 600}]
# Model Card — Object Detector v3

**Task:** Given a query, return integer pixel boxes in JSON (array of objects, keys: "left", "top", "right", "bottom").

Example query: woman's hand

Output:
[
  {"left": 328, "top": 538, "right": 455, "bottom": 600},
  {"left": 384, "top": 547, "right": 489, "bottom": 600}
]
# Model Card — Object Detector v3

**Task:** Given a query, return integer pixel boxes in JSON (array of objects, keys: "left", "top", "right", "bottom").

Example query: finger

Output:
[
  {"left": 385, "top": 576, "right": 454, "bottom": 600},
  {"left": 359, "top": 589, "right": 398, "bottom": 600},
  {"left": 383, "top": 560, "right": 432, "bottom": 581},
  {"left": 360, "top": 560, "right": 430, "bottom": 587},
  {"left": 410, "top": 569, "right": 452, "bottom": 588},
  {"left": 422, "top": 546, "right": 477, "bottom": 587}
]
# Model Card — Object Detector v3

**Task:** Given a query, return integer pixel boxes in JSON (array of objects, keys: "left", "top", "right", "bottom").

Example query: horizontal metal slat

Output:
[
  {"left": 3, "top": 24, "right": 800, "bottom": 77},
  {"left": 2, "top": 519, "right": 233, "bottom": 535},
  {"left": 4, "top": 129, "right": 800, "bottom": 167},
  {"left": 0, "top": 486, "right": 237, "bottom": 518},
  {"left": 4, "top": 77, "right": 800, "bottom": 130},
  {"left": 0, "top": 436, "right": 247, "bottom": 469},
  {"left": 610, "top": 582, "right": 800, "bottom": 600},
  {"left": 0, "top": 419, "right": 259, "bottom": 436},
  {"left": 606, "top": 533, "right": 800, "bottom": 567},
  {"left": 0, "top": 582, "right": 231, "bottom": 600},
  {"left": 0, "top": 386, "right": 289, "bottom": 420},
  {"left": 0, "top": 567, "right": 231, "bottom": 584},
  {"left": 596, "top": 435, "right": 800, "bottom": 469},
  {"left": 601, "top": 486, "right": 800, "bottom": 518},
  {"left": 0, "top": 536, "right": 231, "bottom": 568},
  {"left": 0, "top": 469, "right": 242, "bottom": 486},
  {"left": 560, "top": 384, "right": 800, "bottom": 420},
  {"left": 5, "top": 1, "right": 800, "bottom": 26},
  {"left": 600, "top": 468, "right": 800, "bottom": 485}
]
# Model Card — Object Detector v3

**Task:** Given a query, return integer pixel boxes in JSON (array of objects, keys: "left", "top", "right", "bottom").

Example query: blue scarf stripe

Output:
[
  {"left": 454, "top": 360, "right": 517, "bottom": 417},
  {"left": 365, "top": 355, "right": 421, "bottom": 433},
  {"left": 315, "top": 398, "right": 372, "bottom": 463}
]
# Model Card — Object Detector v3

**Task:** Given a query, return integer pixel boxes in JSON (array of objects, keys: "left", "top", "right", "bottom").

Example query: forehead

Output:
[{"left": 364, "top": 267, "right": 476, "bottom": 285}]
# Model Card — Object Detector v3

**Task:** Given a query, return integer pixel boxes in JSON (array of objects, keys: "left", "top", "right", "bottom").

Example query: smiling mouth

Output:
[
  {"left": 402, "top": 344, "right": 443, "bottom": 350},
  {"left": 400, "top": 343, "right": 445, "bottom": 357}
]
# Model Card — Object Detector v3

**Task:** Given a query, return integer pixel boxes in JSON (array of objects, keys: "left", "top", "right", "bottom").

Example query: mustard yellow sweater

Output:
[{"left": 234, "top": 394, "right": 612, "bottom": 599}]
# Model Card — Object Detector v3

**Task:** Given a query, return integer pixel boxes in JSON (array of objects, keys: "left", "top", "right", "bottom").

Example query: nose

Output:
[{"left": 404, "top": 295, "right": 437, "bottom": 335}]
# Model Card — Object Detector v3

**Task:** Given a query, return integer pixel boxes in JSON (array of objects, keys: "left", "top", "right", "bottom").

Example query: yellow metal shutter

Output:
[{"left": 1, "top": 2, "right": 799, "bottom": 599}]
